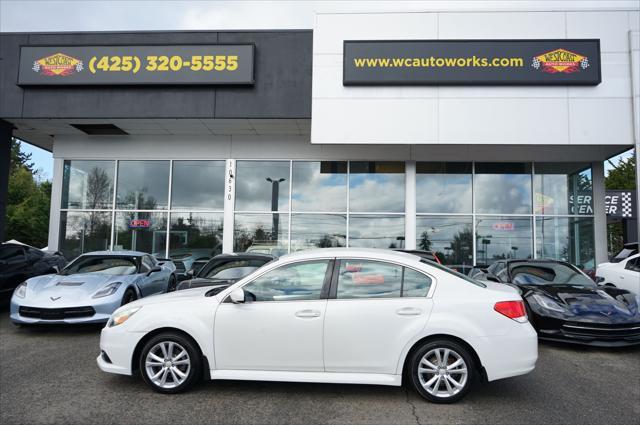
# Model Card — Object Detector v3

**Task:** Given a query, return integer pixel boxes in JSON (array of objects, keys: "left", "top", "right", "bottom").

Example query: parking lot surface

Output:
[{"left": 1, "top": 306, "right": 639, "bottom": 425}]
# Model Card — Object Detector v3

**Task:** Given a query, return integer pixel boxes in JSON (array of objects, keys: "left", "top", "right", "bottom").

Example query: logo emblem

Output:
[
  {"left": 32, "top": 53, "right": 83, "bottom": 76},
  {"left": 532, "top": 49, "right": 589, "bottom": 74},
  {"left": 50, "top": 296, "right": 61, "bottom": 301}
]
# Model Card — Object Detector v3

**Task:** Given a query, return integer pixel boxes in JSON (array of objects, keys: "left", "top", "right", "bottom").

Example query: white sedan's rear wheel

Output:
[
  {"left": 409, "top": 339, "right": 476, "bottom": 403},
  {"left": 139, "top": 332, "right": 201, "bottom": 393}
]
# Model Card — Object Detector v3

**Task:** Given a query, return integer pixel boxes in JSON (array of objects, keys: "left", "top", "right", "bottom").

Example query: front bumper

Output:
[
  {"left": 10, "top": 295, "right": 121, "bottom": 325},
  {"left": 538, "top": 321, "right": 640, "bottom": 347},
  {"left": 97, "top": 323, "right": 146, "bottom": 376}
]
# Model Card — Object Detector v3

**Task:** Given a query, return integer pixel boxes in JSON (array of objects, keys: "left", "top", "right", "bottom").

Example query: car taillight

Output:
[{"left": 494, "top": 301, "right": 527, "bottom": 323}]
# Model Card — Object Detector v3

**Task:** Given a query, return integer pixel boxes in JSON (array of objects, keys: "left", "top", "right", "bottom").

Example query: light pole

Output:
[{"left": 266, "top": 177, "right": 285, "bottom": 243}]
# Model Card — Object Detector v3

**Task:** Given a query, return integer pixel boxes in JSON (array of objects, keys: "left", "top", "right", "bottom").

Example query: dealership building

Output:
[{"left": 0, "top": 6, "right": 639, "bottom": 270}]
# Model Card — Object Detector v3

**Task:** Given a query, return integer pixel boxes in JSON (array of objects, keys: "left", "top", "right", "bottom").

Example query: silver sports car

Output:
[{"left": 10, "top": 251, "right": 177, "bottom": 325}]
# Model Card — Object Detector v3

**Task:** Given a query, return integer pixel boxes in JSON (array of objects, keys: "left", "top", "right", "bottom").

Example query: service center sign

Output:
[
  {"left": 343, "top": 40, "right": 601, "bottom": 85},
  {"left": 18, "top": 45, "right": 254, "bottom": 85}
]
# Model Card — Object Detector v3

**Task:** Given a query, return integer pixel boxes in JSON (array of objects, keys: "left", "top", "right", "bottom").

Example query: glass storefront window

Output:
[
  {"left": 116, "top": 161, "right": 169, "bottom": 210},
  {"left": 169, "top": 213, "right": 224, "bottom": 265},
  {"left": 536, "top": 217, "right": 595, "bottom": 270},
  {"left": 475, "top": 216, "right": 532, "bottom": 265},
  {"left": 234, "top": 213, "right": 289, "bottom": 255},
  {"left": 61, "top": 160, "right": 114, "bottom": 209},
  {"left": 349, "top": 215, "right": 405, "bottom": 249},
  {"left": 416, "top": 216, "right": 473, "bottom": 266},
  {"left": 235, "top": 161, "right": 290, "bottom": 212},
  {"left": 114, "top": 212, "right": 168, "bottom": 255},
  {"left": 291, "top": 214, "right": 346, "bottom": 250},
  {"left": 171, "top": 161, "right": 225, "bottom": 211},
  {"left": 349, "top": 162, "right": 405, "bottom": 213},
  {"left": 416, "top": 163, "right": 472, "bottom": 213},
  {"left": 292, "top": 161, "right": 347, "bottom": 212},
  {"left": 474, "top": 163, "right": 532, "bottom": 214},
  {"left": 534, "top": 163, "right": 593, "bottom": 216},
  {"left": 59, "top": 212, "right": 112, "bottom": 260}
]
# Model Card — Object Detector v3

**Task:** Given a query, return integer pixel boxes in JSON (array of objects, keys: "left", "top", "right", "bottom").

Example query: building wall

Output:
[{"left": 311, "top": 10, "right": 639, "bottom": 146}]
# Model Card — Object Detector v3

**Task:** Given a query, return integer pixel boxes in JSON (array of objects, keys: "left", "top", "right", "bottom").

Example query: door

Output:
[
  {"left": 621, "top": 257, "right": 640, "bottom": 293},
  {"left": 324, "top": 259, "right": 434, "bottom": 374},
  {"left": 138, "top": 255, "right": 160, "bottom": 296},
  {"left": 0, "top": 245, "right": 27, "bottom": 293},
  {"left": 214, "top": 259, "right": 331, "bottom": 372}
]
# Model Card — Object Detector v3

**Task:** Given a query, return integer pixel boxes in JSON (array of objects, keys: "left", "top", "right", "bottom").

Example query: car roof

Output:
[
  {"left": 277, "top": 248, "right": 421, "bottom": 263},
  {"left": 78, "top": 250, "right": 149, "bottom": 257},
  {"left": 504, "top": 259, "right": 569, "bottom": 266},
  {"left": 212, "top": 252, "right": 274, "bottom": 260}
]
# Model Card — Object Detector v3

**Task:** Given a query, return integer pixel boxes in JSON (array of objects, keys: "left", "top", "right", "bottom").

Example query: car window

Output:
[
  {"left": 242, "top": 260, "right": 329, "bottom": 302},
  {"left": 201, "top": 259, "right": 269, "bottom": 279},
  {"left": 141, "top": 256, "right": 154, "bottom": 272},
  {"left": 62, "top": 256, "right": 138, "bottom": 276},
  {"left": 0, "top": 246, "right": 25, "bottom": 262},
  {"left": 336, "top": 260, "right": 403, "bottom": 299},
  {"left": 402, "top": 268, "right": 432, "bottom": 297},
  {"left": 625, "top": 258, "right": 640, "bottom": 273}
]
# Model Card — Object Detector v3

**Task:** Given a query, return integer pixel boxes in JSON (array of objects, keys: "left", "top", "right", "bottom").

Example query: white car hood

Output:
[{"left": 126, "top": 287, "right": 214, "bottom": 309}]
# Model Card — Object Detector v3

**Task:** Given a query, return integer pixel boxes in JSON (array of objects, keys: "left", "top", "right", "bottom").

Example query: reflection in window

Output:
[
  {"left": 475, "top": 216, "right": 532, "bottom": 265},
  {"left": 116, "top": 161, "right": 169, "bottom": 210},
  {"left": 474, "top": 163, "right": 532, "bottom": 214},
  {"left": 291, "top": 214, "right": 346, "bottom": 250},
  {"left": 349, "top": 162, "right": 405, "bottom": 212},
  {"left": 242, "top": 260, "right": 329, "bottom": 301},
  {"left": 292, "top": 161, "right": 347, "bottom": 212},
  {"left": 534, "top": 163, "right": 593, "bottom": 216},
  {"left": 59, "top": 212, "right": 112, "bottom": 260},
  {"left": 61, "top": 160, "right": 114, "bottom": 209},
  {"left": 536, "top": 217, "right": 595, "bottom": 269},
  {"left": 234, "top": 213, "right": 289, "bottom": 255},
  {"left": 416, "top": 163, "right": 472, "bottom": 213},
  {"left": 235, "top": 161, "right": 290, "bottom": 212},
  {"left": 337, "top": 260, "right": 402, "bottom": 299},
  {"left": 171, "top": 161, "right": 225, "bottom": 210},
  {"left": 349, "top": 215, "right": 405, "bottom": 249},
  {"left": 169, "top": 213, "right": 224, "bottom": 265},
  {"left": 403, "top": 268, "right": 432, "bottom": 297},
  {"left": 114, "top": 212, "right": 167, "bottom": 255},
  {"left": 416, "top": 217, "right": 473, "bottom": 266}
]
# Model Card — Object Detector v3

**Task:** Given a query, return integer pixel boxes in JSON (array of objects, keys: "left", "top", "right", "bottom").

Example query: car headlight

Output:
[
  {"left": 14, "top": 282, "right": 27, "bottom": 298},
  {"left": 531, "top": 294, "right": 566, "bottom": 313},
  {"left": 108, "top": 306, "right": 141, "bottom": 327},
  {"left": 92, "top": 282, "right": 122, "bottom": 298}
]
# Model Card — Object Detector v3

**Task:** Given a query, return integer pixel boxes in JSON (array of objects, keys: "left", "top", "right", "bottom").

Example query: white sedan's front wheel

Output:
[
  {"left": 409, "top": 339, "right": 476, "bottom": 403},
  {"left": 139, "top": 332, "right": 201, "bottom": 393}
]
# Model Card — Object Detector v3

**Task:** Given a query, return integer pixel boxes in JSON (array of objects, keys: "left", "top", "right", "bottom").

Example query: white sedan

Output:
[
  {"left": 97, "top": 248, "right": 537, "bottom": 403},
  {"left": 596, "top": 253, "right": 640, "bottom": 294}
]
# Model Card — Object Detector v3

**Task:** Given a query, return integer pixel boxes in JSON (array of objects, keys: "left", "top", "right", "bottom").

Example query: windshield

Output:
[
  {"left": 509, "top": 262, "right": 595, "bottom": 287},
  {"left": 62, "top": 256, "right": 138, "bottom": 276},
  {"left": 420, "top": 259, "right": 486, "bottom": 288},
  {"left": 199, "top": 259, "right": 270, "bottom": 280}
]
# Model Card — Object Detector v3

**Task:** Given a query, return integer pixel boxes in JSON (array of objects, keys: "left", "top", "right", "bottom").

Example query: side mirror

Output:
[
  {"left": 147, "top": 266, "right": 162, "bottom": 277},
  {"left": 229, "top": 288, "right": 245, "bottom": 304},
  {"left": 484, "top": 273, "right": 501, "bottom": 283}
]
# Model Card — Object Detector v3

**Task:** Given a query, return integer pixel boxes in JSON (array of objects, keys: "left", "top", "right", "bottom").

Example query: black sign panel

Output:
[
  {"left": 606, "top": 190, "right": 637, "bottom": 219},
  {"left": 18, "top": 45, "right": 254, "bottom": 85},
  {"left": 343, "top": 40, "right": 601, "bottom": 86}
]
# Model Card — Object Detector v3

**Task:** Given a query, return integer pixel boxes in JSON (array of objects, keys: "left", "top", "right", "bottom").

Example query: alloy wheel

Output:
[
  {"left": 144, "top": 341, "right": 191, "bottom": 389},
  {"left": 417, "top": 347, "right": 468, "bottom": 398}
]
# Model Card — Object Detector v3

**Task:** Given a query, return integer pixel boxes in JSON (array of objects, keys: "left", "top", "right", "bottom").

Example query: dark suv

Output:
[{"left": 0, "top": 243, "right": 67, "bottom": 298}]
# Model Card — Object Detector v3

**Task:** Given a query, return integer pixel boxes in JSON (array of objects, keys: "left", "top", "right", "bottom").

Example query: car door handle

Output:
[
  {"left": 295, "top": 309, "right": 321, "bottom": 318},
  {"left": 396, "top": 307, "right": 422, "bottom": 316}
]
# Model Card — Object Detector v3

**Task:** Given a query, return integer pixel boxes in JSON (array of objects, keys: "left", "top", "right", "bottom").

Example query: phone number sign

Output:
[{"left": 18, "top": 44, "right": 254, "bottom": 85}]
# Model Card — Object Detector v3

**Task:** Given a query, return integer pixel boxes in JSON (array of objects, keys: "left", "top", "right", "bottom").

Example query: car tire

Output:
[
  {"left": 408, "top": 339, "right": 476, "bottom": 404},
  {"left": 167, "top": 275, "right": 177, "bottom": 292},
  {"left": 139, "top": 332, "right": 202, "bottom": 394},
  {"left": 121, "top": 288, "right": 137, "bottom": 306}
]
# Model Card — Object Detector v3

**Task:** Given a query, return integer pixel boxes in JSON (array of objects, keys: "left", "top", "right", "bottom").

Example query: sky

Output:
[{"left": 3, "top": 0, "right": 638, "bottom": 180}]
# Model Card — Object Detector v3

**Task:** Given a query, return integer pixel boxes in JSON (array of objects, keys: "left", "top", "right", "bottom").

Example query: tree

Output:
[
  {"left": 418, "top": 230, "right": 432, "bottom": 251},
  {"left": 606, "top": 154, "right": 636, "bottom": 190},
  {"left": 6, "top": 139, "right": 51, "bottom": 247}
]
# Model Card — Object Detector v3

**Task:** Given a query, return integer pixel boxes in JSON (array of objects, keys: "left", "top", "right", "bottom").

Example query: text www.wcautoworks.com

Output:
[{"left": 353, "top": 56, "right": 524, "bottom": 68}]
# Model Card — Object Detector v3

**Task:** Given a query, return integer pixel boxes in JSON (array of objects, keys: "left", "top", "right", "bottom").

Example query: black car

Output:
[
  {"left": 481, "top": 259, "right": 640, "bottom": 347},
  {"left": 0, "top": 242, "right": 67, "bottom": 298},
  {"left": 176, "top": 253, "right": 274, "bottom": 291}
]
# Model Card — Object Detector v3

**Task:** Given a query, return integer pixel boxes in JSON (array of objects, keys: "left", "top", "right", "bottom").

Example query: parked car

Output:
[
  {"left": 596, "top": 253, "right": 640, "bottom": 294},
  {"left": 97, "top": 248, "right": 537, "bottom": 403},
  {"left": 177, "top": 253, "right": 274, "bottom": 291},
  {"left": 0, "top": 242, "right": 67, "bottom": 298},
  {"left": 480, "top": 259, "right": 640, "bottom": 347},
  {"left": 10, "top": 251, "right": 177, "bottom": 325},
  {"left": 607, "top": 242, "right": 638, "bottom": 263},
  {"left": 168, "top": 248, "right": 217, "bottom": 275}
]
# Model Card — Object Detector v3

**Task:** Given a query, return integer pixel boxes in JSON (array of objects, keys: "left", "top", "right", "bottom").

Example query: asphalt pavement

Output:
[{"left": 1, "top": 303, "right": 639, "bottom": 425}]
